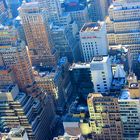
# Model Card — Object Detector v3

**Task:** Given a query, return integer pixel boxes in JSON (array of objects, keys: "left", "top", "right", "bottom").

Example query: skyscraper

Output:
[
  {"left": 106, "top": 2, "right": 140, "bottom": 62},
  {"left": 0, "top": 0, "right": 9, "bottom": 24},
  {"left": 0, "top": 41, "right": 35, "bottom": 92},
  {"left": 5, "top": 0, "right": 21, "bottom": 18},
  {"left": 32, "top": 0, "right": 62, "bottom": 23},
  {"left": 87, "top": 93, "right": 123, "bottom": 140},
  {"left": 19, "top": 2, "right": 56, "bottom": 66},
  {"left": 118, "top": 89, "right": 140, "bottom": 140},
  {"left": 0, "top": 84, "right": 57, "bottom": 140},
  {"left": 64, "top": 2, "right": 89, "bottom": 30},
  {"left": 90, "top": 56, "right": 112, "bottom": 93},
  {"left": 80, "top": 22, "right": 108, "bottom": 62},
  {"left": 0, "top": 26, "right": 35, "bottom": 92},
  {"left": 88, "top": 0, "right": 111, "bottom": 21}
]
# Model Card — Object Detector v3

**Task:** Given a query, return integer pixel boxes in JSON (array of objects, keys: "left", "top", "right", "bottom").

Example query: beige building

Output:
[
  {"left": 87, "top": 93, "right": 123, "bottom": 140},
  {"left": 0, "top": 41, "right": 35, "bottom": 92},
  {"left": 118, "top": 89, "right": 140, "bottom": 140},
  {"left": 19, "top": 2, "right": 56, "bottom": 66},
  {"left": 106, "top": 2, "right": 140, "bottom": 61}
]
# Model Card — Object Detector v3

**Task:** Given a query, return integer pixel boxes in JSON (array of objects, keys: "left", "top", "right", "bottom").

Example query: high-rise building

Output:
[
  {"left": 34, "top": 57, "right": 71, "bottom": 110},
  {"left": 106, "top": 2, "right": 140, "bottom": 62},
  {"left": 32, "top": 0, "right": 62, "bottom": 23},
  {"left": 69, "top": 63, "right": 94, "bottom": 99},
  {"left": 0, "top": 25, "right": 35, "bottom": 93},
  {"left": 0, "top": 66, "right": 16, "bottom": 87},
  {"left": 80, "top": 22, "right": 108, "bottom": 62},
  {"left": 0, "top": 84, "right": 58, "bottom": 140},
  {"left": 51, "top": 25, "right": 79, "bottom": 62},
  {"left": 5, "top": 0, "right": 21, "bottom": 18},
  {"left": 118, "top": 89, "right": 140, "bottom": 140},
  {"left": 88, "top": 0, "right": 111, "bottom": 21},
  {"left": 90, "top": 56, "right": 112, "bottom": 93},
  {"left": 0, "top": 26, "right": 18, "bottom": 45},
  {"left": 69, "top": 56, "right": 112, "bottom": 98},
  {"left": 0, "top": 0, "right": 9, "bottom": 24},
  {"left": 87, "top": 93, "right": 123, "bottom": 140},
  {"left": 64, "top": 2, "right": 90, "bottom": 30},
  {"left": 19, "top": 2, "right": 56, "bottom": 66},
  {"left": 0, "top": 41, "right": 35, "bottom": 92}
]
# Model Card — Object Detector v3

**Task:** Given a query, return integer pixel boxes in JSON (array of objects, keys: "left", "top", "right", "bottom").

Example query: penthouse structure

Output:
[
  {"left": 106, "top": 2, "right": 140, "bottom": 61},
  {"left": 80, "top": 22, "right": 108, "bottom": 62}
]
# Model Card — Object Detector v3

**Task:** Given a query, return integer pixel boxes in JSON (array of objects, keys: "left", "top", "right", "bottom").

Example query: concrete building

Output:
[
  {"left": 0, "top": 0, "right": 9, "bottom": 25},
  {"left": 0, "top": 84, "right": 59, "bottom": 140},
  {"left": 32, "top": 0, "right": 62, "bottom": 23},
  {"left": 51, "top": 25, "right": 79, "bottom": 62},
  {"left": 90, "top": 56, "right": 113, "bottom": 93},
  {"left": 106, "top": 2, "right": 140, "bottom": 62},
  {"left": 69, "top": 56, "right": 112, "bottom": 97},
  {"left": 88, "top": 0, "right": 111, "bottom": 21},
  {"left": 80, "top": 22, "right": 108, "bottom": 62},
  {"left": 87, "top": 93, "right": 123, "bottom": 140},
  {"left": 127, "top": 73, "right": 140, "bottom": 98},
  {"left": 69, "top": 63, "right": 94, "bottom": 99},
  {"left": 0, "top": 66, "right": 16, "bottom": 87},
  {"left": 0, "top": 41, "right": 35, "bottom": 92},
  {"left": 0, "top": 25, "right": 18, "bottom": 45},
  {"left": 118, "top": 89, "right": 140, "bottom": 140},
  {"left": 19, "top": 2, "right": 56, "bottom": 66},
  {"left": 64, "top": 2, "right": 90, "bottom": 30},
  {"left": 34, "top": 57, "right": 71, "bottom": 110}
]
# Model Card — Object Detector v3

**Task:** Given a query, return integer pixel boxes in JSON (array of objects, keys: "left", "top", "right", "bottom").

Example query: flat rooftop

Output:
[
  {"left": 81, "top": 22, "right": 102, "bottom": 32},
  {"left": 110, "top": 2, "right": 140, "bottom": 11},
  {"left": 69, "top": 63, "right": 90, "bottom": 70},
  {"left": 91, "top": 56, "right": 109, "bottom": 63}
]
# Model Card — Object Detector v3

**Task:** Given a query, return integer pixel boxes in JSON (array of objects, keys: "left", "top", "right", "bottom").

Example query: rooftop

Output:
[
  {"left": 110, "top": 2, "right": 140, "bottom": 11},
  {"left": 69, "top": 63, "right": 90, "bottom": 70},
  {"left": 91, "top": 56, "right": 109, "bottom": 63},
  {"left": 80, "top": 22, "right": 103, "bottom": 32}
]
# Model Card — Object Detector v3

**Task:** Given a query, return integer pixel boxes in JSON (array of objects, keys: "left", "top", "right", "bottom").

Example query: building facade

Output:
[
  {"left": 0, "top": 84, "right": 58, "bottom": 140},
  {"left": 90, "top": 56, "right": 112, "bottom": 93},
  {"left": 80, "top": 22, "right": 108, "bottom": 62},
  {"left": 19, "top": 2, "right": 56, "bottom": 66},
  {"left": 87, "top": 93, "right": 123, "bottom": 140},
  {"left": 106, "top": 2, "right": 140, "bottom": 61},
  {"left": 118, "top": 89, "right": 140, "bottom": 140}
]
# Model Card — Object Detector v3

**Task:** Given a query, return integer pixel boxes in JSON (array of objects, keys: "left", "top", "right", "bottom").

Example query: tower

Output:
[{"left": 19, "top": 2, "right": 56, "bottom": 66}]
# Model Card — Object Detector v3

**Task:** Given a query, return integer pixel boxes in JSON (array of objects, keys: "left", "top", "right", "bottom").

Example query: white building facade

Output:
[
  {"left": 80, "top": 22, "right": 108, "bottom": 62},
  {"left": 90, "top": 56, "right": 112, "bottom": 93}
]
